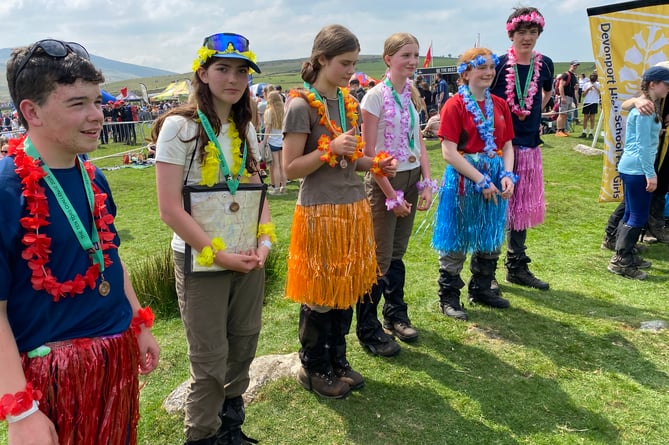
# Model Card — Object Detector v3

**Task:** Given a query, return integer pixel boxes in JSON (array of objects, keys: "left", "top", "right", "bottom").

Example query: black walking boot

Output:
[
  {"left": 505, "top": 253, "right": 549, "bottom": 290},
  {"left": 185, "top": 438, "right": 216, "bottom": 445},
  {"left": 608, "top": 224, "right": 648, "bottom": 280},
  {"left": 437, "top": 269, "right": 468, "bottom": 320},
  {"left": 297, "top": 305, "right": 351, "bottom": 398},
  {"left": 356, "top": 284, "right": 401, "bottom": 357},
  {"left": 472, "top": 254, "right": 502, "bottom": 297},
  {"left": 382, "top": 259, "right": 419, "bottom": 342},
  {"left": 469, "top": 256, "right": 511, "bottom": 308},
  {"left": 329, "top": 309, "right": 364, "bottom": 390},
  {"left": 216, "top": 396, "right": 258, "bottom": 445}
]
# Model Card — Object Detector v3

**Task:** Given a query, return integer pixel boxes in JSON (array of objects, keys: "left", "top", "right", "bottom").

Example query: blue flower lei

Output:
[
  {"left": 458, "top": 84, "right": 497, "bottom": 156},
  {"left": 457, "top": 53, "right": 500, "bottom": 74}
]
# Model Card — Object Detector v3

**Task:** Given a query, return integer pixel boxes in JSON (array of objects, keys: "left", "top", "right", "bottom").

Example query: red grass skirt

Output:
[
  {"left": 507, "top": 145, "right": 546, "bottom": 231},
  {"left": 21, "top": 330, "right": 140, "bottom": 445},
  {"left": 286, "top": 199, "right": 379, "bottom": 309}
]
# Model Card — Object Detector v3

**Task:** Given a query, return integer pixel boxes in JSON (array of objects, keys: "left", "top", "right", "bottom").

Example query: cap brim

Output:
[{"left": 212, "top": 53, "right": 261, "bottom": 74}]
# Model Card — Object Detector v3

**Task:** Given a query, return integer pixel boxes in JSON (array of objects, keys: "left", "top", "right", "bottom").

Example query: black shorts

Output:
[{"left": 583, "top": 103, "right": 598, "bottom": 115}]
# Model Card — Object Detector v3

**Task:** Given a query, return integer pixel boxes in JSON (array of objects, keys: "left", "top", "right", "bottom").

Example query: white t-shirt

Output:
[
  {"left": 582, "top": 81, "right": 601, "bottom": 105},
  {"left": 360, "top": 82, "right": 421, "bottom": 172},
  {"left": 155, "top": 115, "right": 259, "bottom": 252}
]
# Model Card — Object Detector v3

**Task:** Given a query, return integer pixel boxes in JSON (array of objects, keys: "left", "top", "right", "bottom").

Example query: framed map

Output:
[{"left": 183, "top": 183, "right": 267, "bottom": 273}]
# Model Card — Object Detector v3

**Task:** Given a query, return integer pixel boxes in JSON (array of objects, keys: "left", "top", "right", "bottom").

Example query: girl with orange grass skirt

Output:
[
  {"left": 432, "top": 48, "right": 516, "bottom": 320},
  {"left": 283, "top": 24, "right": 397, "bottom": 399}
]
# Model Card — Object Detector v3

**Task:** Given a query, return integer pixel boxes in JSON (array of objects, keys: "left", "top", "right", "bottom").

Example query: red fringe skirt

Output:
[
  {"left": 286, "top": 199, "right": 379, "bottom": 309},
  {"left": 21, "top": 329, "right": 140, "bottom": 445}
]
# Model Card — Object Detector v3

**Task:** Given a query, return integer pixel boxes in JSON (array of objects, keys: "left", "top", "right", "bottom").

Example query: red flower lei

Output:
[{"left": 12, "top": 137, "right": 116, "bottom": 302}]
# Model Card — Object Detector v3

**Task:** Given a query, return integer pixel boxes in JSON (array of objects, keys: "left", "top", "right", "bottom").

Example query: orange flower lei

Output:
[
  {"left": 11, "top": 137, "right": 116, "bottom": 302},
  {"left": 289, "top": 88, "right": 364, "bottom": 166}
]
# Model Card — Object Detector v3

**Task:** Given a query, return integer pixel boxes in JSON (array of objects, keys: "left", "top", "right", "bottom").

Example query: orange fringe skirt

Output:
[
  {"left": 286, "top": 199, "right": 379, "bottom": 309},
  {"left": 21, "top": 329, "right": 140, "bottom": 445}
]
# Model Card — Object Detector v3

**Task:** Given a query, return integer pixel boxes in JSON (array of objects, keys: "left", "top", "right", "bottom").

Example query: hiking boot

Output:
[
  {"left": 439, "top": 301, "right": 468, "bottom": 320},
  {"left": 607, "top": 259, "right": 648, "bottom": 280},
  {"left": 506, "top": 267, "right": 549, "bottom": 290},
  {"left": 359, "top": 330, "right": 401, "bottom": 357},
  {"left": 601, "top": 235, "right": 616, "bottom": 250},
  {"left": 184, "top": 438, "right": 216, "bottom": 445},
  {"left": 468, "top": 291, "right": 510, "bottom": 309},
  {"left": 383, "top": 320, "right": 419, "bottom": 342},
  {"left": 297, "top": 367, "right": 351, "bottom": 399},
  {"left": 490, "top": 278, "right": 501, "bottom": 296},
  {"left": 633, "top": 254, "right": 651, "bottom": 269},
  {"left": 333, "top": 364, "right": 365, "bottom": 390}
]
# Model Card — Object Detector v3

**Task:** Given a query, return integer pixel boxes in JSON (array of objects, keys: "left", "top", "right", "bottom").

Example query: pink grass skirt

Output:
[{"left": 507, "top": 145, "right": 546, "bottom": 231}]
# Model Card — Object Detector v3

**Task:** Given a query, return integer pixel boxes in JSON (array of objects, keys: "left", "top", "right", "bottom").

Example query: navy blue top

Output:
[
  {"left": 491, "top": 53, "right": 554, "bottom": 148},
  {"left": 0, "top": 155, "right": 132, "bottom": 352}
]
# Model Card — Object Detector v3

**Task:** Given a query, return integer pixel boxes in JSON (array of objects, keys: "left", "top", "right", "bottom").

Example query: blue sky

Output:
[{"left": 2, "top": 0, "right": 618, "bottom": 73}]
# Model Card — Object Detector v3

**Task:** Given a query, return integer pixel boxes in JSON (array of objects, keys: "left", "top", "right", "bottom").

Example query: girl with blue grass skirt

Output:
[{"left": 432, "top": 48, "right": 517, "bottom": 320}]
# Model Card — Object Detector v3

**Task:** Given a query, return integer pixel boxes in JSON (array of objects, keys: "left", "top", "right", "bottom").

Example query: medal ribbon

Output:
[
  {"left": 197, "top": 109, "right": 247, "bottom": 195},
  {"left": 305, "top": 82, "right": 347, "bottom": 133},
  {"left": 24, "top": 138, "right": 104, "bottom": 271},
  {"left": 514, "top": 55, "right": 534, "bottom": 110}
]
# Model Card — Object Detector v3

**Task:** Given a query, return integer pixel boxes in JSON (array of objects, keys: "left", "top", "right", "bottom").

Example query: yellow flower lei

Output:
[
  {"left": 199, "top": 118, "right": 250, "bottom": 187},
  {"left": 192, "top": 44, "right": 258, "bottom": 73},
  {"left": 257, "top": 222, "right": 277, "bottom": 243},
  {"left": 289, "top": 88, "right": 364, "bottom": 166},
  {"left": 196, "top": 237, "right": 226, "bottom": 267}
]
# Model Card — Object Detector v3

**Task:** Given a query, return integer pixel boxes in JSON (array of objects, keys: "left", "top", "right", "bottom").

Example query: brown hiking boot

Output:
[
  {"left": 383, "top": 320, "right": 419, "bottom": 342},
  {"left": 297, "top": 367, "right": 351, "bottom": 399},
  {"left": 608, "top": 257, "right": 648, "bottom": 280},
  {"left": 333, "top": 364, "right": 365, "bottom": 390}
]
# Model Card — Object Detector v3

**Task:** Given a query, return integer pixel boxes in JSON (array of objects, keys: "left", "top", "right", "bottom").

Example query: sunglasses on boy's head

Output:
[
  {"left": 203, "top": 33, "right": 250, "bottom": 54},
  {"left": 14, "top": 39, "right": 90, "bottom": 80}
]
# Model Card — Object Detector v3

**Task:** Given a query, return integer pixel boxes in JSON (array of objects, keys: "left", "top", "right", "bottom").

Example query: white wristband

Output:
[
  {"left": 260, "top": 239, "right": 272, "bottom": 250},
  {"left": 6, "top": 400, "right": 40, "bottom": 423}
]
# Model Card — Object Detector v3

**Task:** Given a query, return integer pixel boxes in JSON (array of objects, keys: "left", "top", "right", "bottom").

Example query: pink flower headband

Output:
[{"left": 505, "top": 12, "right": 545, "bottom": 33}]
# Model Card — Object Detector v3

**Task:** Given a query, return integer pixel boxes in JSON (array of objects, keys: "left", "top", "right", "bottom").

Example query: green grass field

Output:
[{"left": 2, "top": 125, "right": 668, "bottom": 444}]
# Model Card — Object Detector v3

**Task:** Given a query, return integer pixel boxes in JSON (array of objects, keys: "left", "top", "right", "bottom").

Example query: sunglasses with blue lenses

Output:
[
  {"left": 14, "top": 39, "right": 90, "bottom": 80},
  {"left": 203, "top": 33, "right": 250, "bottom": 53}
]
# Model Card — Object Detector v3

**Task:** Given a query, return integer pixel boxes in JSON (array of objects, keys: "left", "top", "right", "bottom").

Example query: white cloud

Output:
[{"left": 1, "top": 0, "right": 614, "bottom": 73}]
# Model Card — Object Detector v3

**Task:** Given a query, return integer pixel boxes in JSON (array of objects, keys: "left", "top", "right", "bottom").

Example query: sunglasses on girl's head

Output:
[
  {"left": 14, "top": 39, "right": 90, "bottom": 80},
  {"left": 203, "top": 33, "right": 250, "bottom": 53}
]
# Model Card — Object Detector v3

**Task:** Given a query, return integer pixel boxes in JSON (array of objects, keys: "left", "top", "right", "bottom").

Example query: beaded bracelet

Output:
[
  {"left": 499, "top": 170, "right": 519, "bottom": 184},
  {"left": 370, "top": 151, "right": 391, "bottom": 177},
  {"left": 257, "top": 222, "right": 277, "bottom": 243},
  {"left": 130, "top": 307, "right": 155, "bottom": 335},
  {"left": 416, "top": 178, "right": 439, "bottom": 193},
  {"left": 0, "top": 383, "right": 42, "bottom": 423},
  {"left": 317, "top": 134, "right": 338, "bottom": 167},
  {"left": 196, "top": 237, "right": 226, "bottom": 267},
  {"left": 385, "top": 190, "right": 406, "bottom": 211},
  {"left": 474, "top": 174, "right": 492, "bottom": 193}
]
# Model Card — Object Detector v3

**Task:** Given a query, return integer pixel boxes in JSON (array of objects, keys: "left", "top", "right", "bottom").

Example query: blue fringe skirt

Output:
[{"left": 432, "top": 153, "right": 508, "bottom": 254}]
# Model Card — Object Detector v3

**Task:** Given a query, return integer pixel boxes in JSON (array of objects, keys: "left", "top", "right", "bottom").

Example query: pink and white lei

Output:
[
  {"left": 382, "top": 75, "right": 416, "bottom": 163},
  {"left": 504, "top": 47, "right": 543, "bottom": 119}
]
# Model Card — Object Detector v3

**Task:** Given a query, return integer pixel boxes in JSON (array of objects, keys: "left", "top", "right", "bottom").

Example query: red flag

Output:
[{"left": 422, "top": 45, "right": 432, "bottom": 68}]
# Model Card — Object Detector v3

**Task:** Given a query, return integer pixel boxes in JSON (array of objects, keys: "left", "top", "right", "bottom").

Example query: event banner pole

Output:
[{"left": 587, "top": 0, "right": 669, "bottom": 202}]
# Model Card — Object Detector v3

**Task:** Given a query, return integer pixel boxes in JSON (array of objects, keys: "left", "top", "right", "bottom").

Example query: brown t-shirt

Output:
[{"left": 283, "top": 92, "right": 366, "bottom": 206}]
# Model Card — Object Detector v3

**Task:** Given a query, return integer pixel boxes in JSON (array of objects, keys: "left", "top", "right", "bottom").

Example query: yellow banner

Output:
[{"left": 587, "top": 0, "right": 669, "bottom": 202}]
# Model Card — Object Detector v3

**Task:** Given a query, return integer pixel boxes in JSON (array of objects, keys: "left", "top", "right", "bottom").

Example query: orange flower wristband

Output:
[{"left": 370, "top": 151, "right": 391, "bottom": 177}]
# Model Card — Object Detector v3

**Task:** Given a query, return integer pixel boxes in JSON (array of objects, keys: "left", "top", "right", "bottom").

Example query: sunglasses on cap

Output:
[
  {"left": 203, "top": 33, "right": 250, "bottom": 53},
  {"left": 14, "top": 39, "right": 90, "bottom": 81}
]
